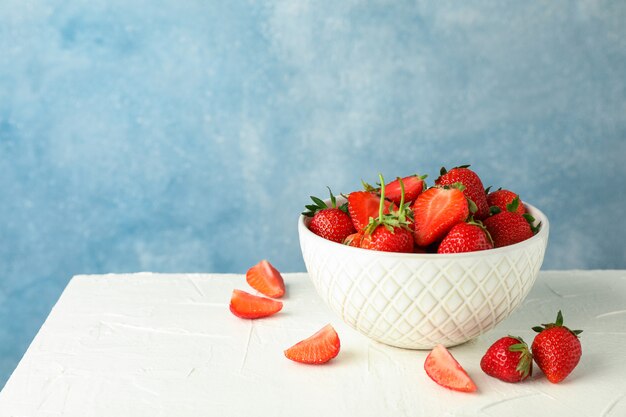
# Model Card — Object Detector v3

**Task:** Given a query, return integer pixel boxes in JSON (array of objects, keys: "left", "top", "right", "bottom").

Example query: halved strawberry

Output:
[
  {"left": 284, "top": 324, "right": 340, "bottom": 364},
  {"left": 229, "top": 289, "right": 283, "bottom": 319},
  {"left": 424, "top": 344, "right": 477, "bottom": 393},
  {"left": 347, "top": 191, "right": 392, "bottom": 231},
  {"left": 412, "top": 185, "right": 469, "bottom": 247},
  {"left": 383, "top": 174, "right": 427, "bottom": 205},
  {"left": 246, "top": 260, "right": 285, "bottom": 298}
]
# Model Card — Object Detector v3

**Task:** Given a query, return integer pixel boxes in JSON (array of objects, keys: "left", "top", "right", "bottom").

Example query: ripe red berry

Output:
[
  {"left": 483, "top": 211, "right": 534, "bottom": 247},
  {"left": 487, "top": 189, "right": 526, "bottom": 215},
  {"left": 412, "top": 185, "right": 469, "bottom": 247},
  {"left": 438, "top": 221, "right": 493, "bottom": 254},
  {"left": 304, "top": 188, "right": 355, "bottom": 243},
  {"left": 481, "top": 336, "right": 532, "bottom": 383},
  {"left": 531, "top": 311, "right": 583, "bottom": 383}
]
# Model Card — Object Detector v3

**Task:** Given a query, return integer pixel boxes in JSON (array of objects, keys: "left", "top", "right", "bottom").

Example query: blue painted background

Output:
[{"left": 1, "top": 0, "right": 625, "bottom": 386}]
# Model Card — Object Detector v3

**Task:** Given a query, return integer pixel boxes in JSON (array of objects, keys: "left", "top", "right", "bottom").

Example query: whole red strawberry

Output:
[
  {"left": 481, "top": 336, "right": 533, "bottom": 383},
  {"left": 436, "top": 165, "right": 489, "bottom": 220},
  {"left": 360, "top": 174, "right": 414, "bottom": 253},
  {"left": 531, "top": 311, "right": 582, "bottom": 383},
  {"left": 487, "top": 188, "right": 526, "bottom": 215},
  {"left": 484, "top": 198, "right": 538, "bottom": 247},
  {"left": 412, "top": 184, "right": 469, "bottom": 247},
  {"left": 438, "top": 220, "right": 493, "bottom": 254},
  {"left": 304, "top": 188, "right": 355, "bottom": 243}
]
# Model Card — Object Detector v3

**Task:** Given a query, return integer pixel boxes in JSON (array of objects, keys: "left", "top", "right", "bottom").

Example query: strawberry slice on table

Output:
[
  {"left": 481, "top": 336, "right": 533, "bottom": 383},
  {"left": 347, "top": 191, "right": 392, "bottom": 231},
  {"left": 437, "top": 220, "right": 493, "bottom": 254},
  {"left": 436, "top": 165, "right": 489, "bottom": 220},
  {"left": 412, "top": 185, "right": 469, "bottom": 247},
  {"left": 246, "top": 260, "right": 285, "bottom": 298},
  {"left": 284, "top": 324, "right": 340, "bottom": 364},
  {"left": 531, "top": 311, "right": 583, "bottom": 383},
  {"left": 229, "top": 289, "right": 283, "bottom": 319},
  {"left": 424, "top": 344, "right": 477, "bottom": 393}
]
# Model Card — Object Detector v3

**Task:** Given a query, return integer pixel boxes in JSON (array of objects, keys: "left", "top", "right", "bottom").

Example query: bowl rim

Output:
[{"left": 298, "top": 201, "right": 549, "bottom": 259}]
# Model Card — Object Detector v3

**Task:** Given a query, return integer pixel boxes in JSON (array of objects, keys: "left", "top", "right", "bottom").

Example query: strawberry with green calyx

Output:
[
  {"left": 304, "top": 187, "right": 356, "bottom": 243},
  {"left": 481, "top": 336, "right": 533, "bottom": 383},
  {"left": 363, "top": 174, "right": 427, "bottom": 205},
  {"left": 487, "top": 188, "right": 526, "bottom": 215},
  {"left": 531, "top": 311, "right": 583, "bottom": 384},
  {"left": 412, "top": 183, "right": 470, "bottom": 247},
  {"left": 360, "top": 174, "right": 414, "bottom": 253},
  {"left": 484, "top": 196, "right": 540, "bottom": 247},
  {"left": 436, "top": 165, "right": 490, "bottom": 220},
  {"left": 437, "top": 218, "right": 493, "bottom": 254}
]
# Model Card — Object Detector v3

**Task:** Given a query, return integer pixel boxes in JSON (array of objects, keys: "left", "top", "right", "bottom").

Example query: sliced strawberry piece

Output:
[
  {"left": 229, "top": 289, "right": 283, "bottom": 319},
  {"left": 246, "top": 260, "right": 285, "bottom": 298},
  {"left": 347, "top": 191, "right": 392, "bottom": 231},
  {"left": 424, "top": 344, "right": 477, "bottom": 393},
  {"left": 284, "top": 324, "right": 340, "bottom": 364},
  {"left": 412, "top": 186, "right": 469, "bottom": 247},
  {"left": 385, "top": 174, "right": 426, "bottom": 205}
]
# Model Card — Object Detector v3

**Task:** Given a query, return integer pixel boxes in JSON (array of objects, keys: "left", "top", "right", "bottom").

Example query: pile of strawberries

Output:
[
  {"left": 229, "top": 260, "right": 340, "bottom": 364},
  {"left": 425, "top": 311, "right": 583, "bottom": 392},
  {"left": 304, "top": 165, "right": 541, "bottom": 254}
]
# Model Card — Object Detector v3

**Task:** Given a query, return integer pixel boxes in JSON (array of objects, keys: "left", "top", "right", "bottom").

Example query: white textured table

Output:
[{"left": 0, "top": 271, "right": 625, "bottom": 417}]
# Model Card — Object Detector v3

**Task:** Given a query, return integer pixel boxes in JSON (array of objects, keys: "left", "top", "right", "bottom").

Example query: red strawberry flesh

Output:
[
  {"left": 229, "top": 289, "right": 283, "bottom": 319},
  {"left": 436, "top": 167, "right": 489, "bottom": 220},
  {"left": 413, "top": 187, "right": 469, "bottom": 247},
  {"left": 424, "top": 344, "right": 477, "bottom": 393},
  {"left": 284, "top": 324, "right": 341, "bottom": 364},
  {"left": 246, "top": 260, "right": 285, "bottom": 298},
  {"left": 348, "top": 191, "right": 392, "bottom": 231}
]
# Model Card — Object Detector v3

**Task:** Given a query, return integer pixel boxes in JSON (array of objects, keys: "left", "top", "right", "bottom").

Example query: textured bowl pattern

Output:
[{"left": 298, "top": 204, "right": 549, "bottom": 349}]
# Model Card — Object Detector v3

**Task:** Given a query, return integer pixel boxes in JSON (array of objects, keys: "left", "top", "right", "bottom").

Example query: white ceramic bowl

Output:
[{"left": 298, "top": 202, "right": 549, "bottom": 349}]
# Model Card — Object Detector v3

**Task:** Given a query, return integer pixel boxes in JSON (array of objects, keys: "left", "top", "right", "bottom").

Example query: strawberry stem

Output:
[{"left": 378, "top": 173, "right": 386, "bottom": 221}]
